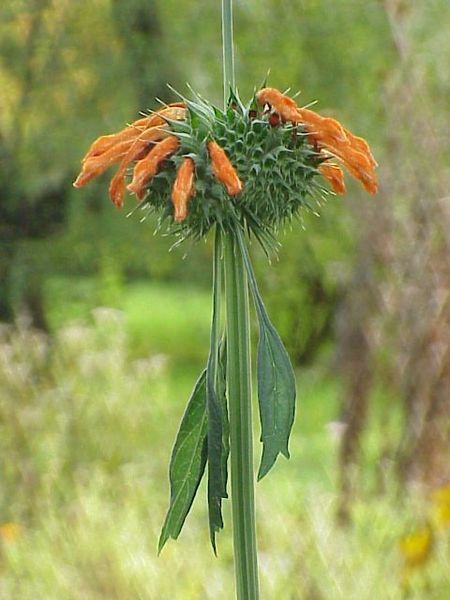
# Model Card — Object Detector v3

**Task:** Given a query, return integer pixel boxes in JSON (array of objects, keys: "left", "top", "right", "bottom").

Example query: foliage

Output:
[{"left": 0, "top": 311, "right": 448, "bottom": 598}]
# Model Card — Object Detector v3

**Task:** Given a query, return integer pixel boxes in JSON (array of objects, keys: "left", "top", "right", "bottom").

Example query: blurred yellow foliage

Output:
[
  {"left": 0, "top": 522, "right": 22, "bottom": 544},
  {"left": 431, "top": 483, "right": 450, "bottom": 531},
  {"left": 399, "top": 525, "right": 433, "bottom": 569}
]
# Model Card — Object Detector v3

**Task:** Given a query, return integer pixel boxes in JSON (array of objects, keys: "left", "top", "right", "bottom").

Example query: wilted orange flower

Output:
[
  {"left": 256, "top": 87, "right": 378, "bottom": 195},
  {"left": 172, "top": 157, "right": 196, "bottom": 222},
  {"left": 207, "top": 140, "right": 243, "bottom": 196}
]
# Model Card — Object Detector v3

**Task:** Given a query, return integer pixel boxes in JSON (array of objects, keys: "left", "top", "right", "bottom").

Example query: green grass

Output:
[
  {"left": 0, "top": 280, "right": 448, "bottom": 599},
  {"left": 44, "top": 276, "right": 211, "bottom": 362}
]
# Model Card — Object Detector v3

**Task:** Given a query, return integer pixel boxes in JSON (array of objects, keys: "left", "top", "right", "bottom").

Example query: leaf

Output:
[
  {"left": 237, "top": 230, "right": 296, "bottom": 480},
  {"left": 218, "top": 339, "right": 230, "bottom": 492},
  {"left": 158, "top": 370, "right": 208, "bottom": 553},
  {"left": 207, "top": 336, "right": 230, "bottom": 552},
  {"left": 255, "top": 310, "right": 296, "bottom": 479},
  {"left": 206, "top": 230, "right": 229, "bottom": 553}
]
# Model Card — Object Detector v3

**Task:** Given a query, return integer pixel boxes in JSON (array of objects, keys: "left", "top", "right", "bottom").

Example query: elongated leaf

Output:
[
  {"left": 218, "top": 338, "right": 230, "bottom": 493},
  {"left": 255, "top": 311, "right": 296, "bottom": 479},
  {"left": 207, "top": 336, "right": 230, "bottom": 552},
  {"left": 207, "top": 229, "right": 228, "bottom": 553},
  {"left": 159, "top": 370, "right": 208, "bottom": 553},
  {"left": 237, "top": 230, "right": 296, "bottom": 480}
]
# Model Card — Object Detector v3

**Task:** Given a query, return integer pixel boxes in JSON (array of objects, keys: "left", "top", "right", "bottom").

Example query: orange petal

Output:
[
  {"left": 127, "top": 135, "right": 179, "bottom": 198},
  {"left": 256, "top": 87, "right": 300, "bottom": 123},
  {"left": 73, "top": 139, "right": 135, "bottom": 188},
  {"left": 343, "top": 128, "right": 378, "bottom": 168},
  {"left": 81, "top": 105, "right": 186, "bottom": 163},
  {"left": 207, "top": 140, "right": 243, "bottom": 196},
  {"left": 171, "top": 157, "right": 196, "bottom": 222},
  {"left": 319, "top": 162, "right": 346, "bottom": 194},
  {"left": 297, "top": 108, "right": 349, "bottom": 145},
  {"left": 81, "top": 122, "right": 150, "bottom": 163},
  {"left": 344, "top": 161, "right": 378, "bottom": 194},
  {"left": 108, "top": 127, "right": 170, "bottom": 208}
]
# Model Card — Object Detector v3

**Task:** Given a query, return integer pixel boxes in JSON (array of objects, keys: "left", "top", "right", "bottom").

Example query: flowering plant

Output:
[{"left": 73, "top": 4, "right": 377, "bottom": 597}]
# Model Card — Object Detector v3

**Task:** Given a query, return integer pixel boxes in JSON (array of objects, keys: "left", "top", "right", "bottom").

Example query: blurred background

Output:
[{"left": 0, "top": 0, "right": 449, "bottom": 598}]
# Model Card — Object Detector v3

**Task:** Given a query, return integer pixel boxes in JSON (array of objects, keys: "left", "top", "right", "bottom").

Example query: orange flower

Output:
[
  {"left": 256, "top": 87, "right": 378, "bottom": 195},
  {"left": 297, "top": 107, "right": 348, "bottom": 146},
  {"left": 172, "top": 158, "right": 196, "bottom": 222},
  {"left": 81, "top": 104, "right": 185, "bottom": 163},
  {"left": 81, "top": 116, "right": 154, "bottom": 163},
  {"left": 127, "top": 135, "right": 180, "bottom": 199},
  {"left": 108, "top": 127, "right": 170, "bottom": 208},
  {"left": 319, "top": 163, "right": 346, "bottom": 194},
  {"left": 73, "top": 138, "right": 136, "bottom": 188},
  {"left": 256, "top": 87, "right": 300, "bottom": 123},
  {"left": 73, "top": 104, "right": 186, "bottom": 207},
  {"left": 207, "top": 140, "right": 243, "bottom": 196}
]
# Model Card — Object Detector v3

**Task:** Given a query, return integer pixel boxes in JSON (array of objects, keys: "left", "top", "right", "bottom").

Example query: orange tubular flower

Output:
[
  {"left": 255, "top": 87, "right": 300, "bottom": 123},
  {"left": 207, "top": 140, "right": 243, "bottom": 196},
  {"left": 73, "top": 104, "right": 186, "bottom": 206},
  {"left": 73, "top": 139, "right": 136, "bottom": 188},
  {"left": 297, "top": 107, "right": 348, "bottom": 145},
  {"left": 256, "top": 87, "right": 378, "bottom": 195},
  {"left": 318, "top": 163, "right": 346, "bottom": 195},
  {"left": 108, "top": 127, "right": 170, "bottom": 208},
  {"left": 81, "top": 104, "right": 185, "bottom": 163},
  {"left": 171, "top": 158, "right": 196, "bottom": 222},
  {"left": 81, "top": 116, "right": 154, "bottom": 163},
  {"left": 127, "top": 135, "right": 180, "bottom": 199}
]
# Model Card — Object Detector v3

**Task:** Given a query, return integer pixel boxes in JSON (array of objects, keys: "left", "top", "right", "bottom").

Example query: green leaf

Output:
[
  {"left": 158, "top": 370, "right": 208, "bottom": 553},
  {"left": 206, "top": 345, "right": 230, "bottom": 552},
  {"left": 207, "top": 229, "right": 229, "bottom": 553},
  {"left": 218, "top": 338, "right": 230, "bottom": 492},
  {"left": 237, "top": 230, "right": 296, "bottom": 480},
  {"left": 255, "top": 311, "right": 296, "bottom": 479}
]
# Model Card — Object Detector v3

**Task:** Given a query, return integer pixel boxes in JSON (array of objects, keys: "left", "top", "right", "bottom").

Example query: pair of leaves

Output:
[
  {"left": 160, "top": 229, "right": 296, "bottom": 552},
  {"left": 160, "top": 230, "right": 229, "bottom": 554},
  {"left": 237, "top": 230, "right": 296, "bottom": 480},
  {"left": 158, "top": 343, "right": 229, "bottom": 554}
]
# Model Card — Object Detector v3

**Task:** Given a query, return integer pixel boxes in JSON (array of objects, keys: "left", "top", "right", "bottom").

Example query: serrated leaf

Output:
[
  {"left": 159, "top": 370, "right": 208, "bottom": 553},
  {"left": 237, "top": 231, "right": 296, "bottom": 480}
]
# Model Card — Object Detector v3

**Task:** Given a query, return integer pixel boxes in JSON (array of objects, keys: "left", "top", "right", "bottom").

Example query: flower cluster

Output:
[
  {"left": 74, "top": 86, "right": 377, "bottom": 241},
  {"left": 256, "top": 87, "right": 378, "bottom": 195}
]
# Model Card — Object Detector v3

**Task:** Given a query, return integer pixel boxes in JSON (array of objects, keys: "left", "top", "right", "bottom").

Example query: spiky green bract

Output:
[{"left": 140, "top": 88, "right": 324, "bottom": 246}]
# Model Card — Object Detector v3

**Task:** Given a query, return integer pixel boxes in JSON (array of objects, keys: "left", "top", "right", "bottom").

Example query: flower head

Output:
[{"left": 73, "top": 86, "right": 377, "bottom": 243}]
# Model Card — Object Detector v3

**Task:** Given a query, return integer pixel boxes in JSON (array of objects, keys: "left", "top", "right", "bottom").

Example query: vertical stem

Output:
[
  {"left": 221, "top": 0, "right": 235, "bottom": 105},
  {"left": 223, "top": 231, "right": 259, "bottom": 600},
  {"left": 221, "top": 3, "right": 259, "bottom": 597}
]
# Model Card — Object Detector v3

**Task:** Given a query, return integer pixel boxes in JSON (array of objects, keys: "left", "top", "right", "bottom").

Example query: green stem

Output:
[
  {"left": 223, "top": 230, "right": 259, "bottom": 600},
  {"left": 221, "top": 0, "right": 235, "bottom": 105},
  {"left": 221, "top": 3, "right": 259, "bottom": 597}
]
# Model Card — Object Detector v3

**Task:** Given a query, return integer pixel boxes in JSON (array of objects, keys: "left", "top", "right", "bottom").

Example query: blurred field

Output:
[{"left": 0, "top": 283, "right": 448, "bottom": 599}]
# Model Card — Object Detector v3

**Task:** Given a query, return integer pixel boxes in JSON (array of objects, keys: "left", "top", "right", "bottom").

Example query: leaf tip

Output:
[{"left": 157, "top": 530, "right": 168, "bottom": 555}]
